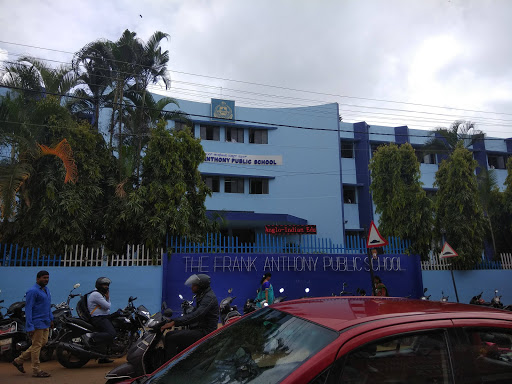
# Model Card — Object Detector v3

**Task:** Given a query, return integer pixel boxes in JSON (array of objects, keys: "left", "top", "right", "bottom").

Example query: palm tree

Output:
[
  {"left": 2, "top": 57, "right": 77, "bottom": 102},
  {"left": 71, "top": 41, "right": 114, "bottom": 131},
  {"left": 119, "top": 89, "right": 184, "bottom": 181},
  {"left": 423, "top": 120, "right": 484, "bottom": 157}
]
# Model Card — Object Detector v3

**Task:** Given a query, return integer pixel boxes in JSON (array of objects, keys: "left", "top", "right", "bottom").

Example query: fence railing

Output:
[
  {"left": 167, "top": 233, "right": 412, "bottom": 255},
  {"left": 0, "top": 243, "right": 163, "bottom": 267},
  {"left": 421, "top": 253, "right": 512, "bottom": 271}
]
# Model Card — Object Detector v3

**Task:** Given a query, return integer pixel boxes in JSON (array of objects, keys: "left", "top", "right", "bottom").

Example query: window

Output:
[
  {"left": 174, "top": 121, "right": 187, "bottom": 131},
  {"left": 202, "top": 176, "right": 220, "bottom": 192},
  {"left": 148, "top": 308, "right": 337, "bottom": 384},
  {"left": 249, "top": 179, "right": 269, "bottom": 194},
  {"left": 225, "top": 177, "right": 244, "bottom": 193},
  {"left": 452, "top": 328, "right": 512, "bottom": 384},
  {"left": 339, "top": 331, "right": 452, "bottom": 384},
  {"left": 415, "top": 149, "right": 437, "bottom": 164},
  {"left": 343, "top": 186, "right": 356, "bottom": 204},
  {"left": 249, "top": 129, "right": 268, "bottom": 144},
  {"left": 341, "top": 141, "right": 354, "bottom": 158},
  {"left": 488, "top": 154, "right": 507, "bottom": 170},
  {"left": 200, "top": 125, "right": 220, "bottom": 141},
  {"left": 371, "top": 143, "right": 384, "bottom": 156},
  {"left": 225, "top": 127, "right": 244, "bottom": 143}
]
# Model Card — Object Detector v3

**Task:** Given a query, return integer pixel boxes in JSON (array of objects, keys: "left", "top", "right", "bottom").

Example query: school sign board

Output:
[{"left": 162, "top": 252, "right": 423, "bottom": 314}]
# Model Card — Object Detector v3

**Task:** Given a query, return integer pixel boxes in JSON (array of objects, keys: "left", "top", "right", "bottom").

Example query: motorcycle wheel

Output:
[
  {"left": 40, "top": 346, "right": 54, "bottom": 362},
  {"left": 56, "top": 334, "right": 90, "bottom": 368}
]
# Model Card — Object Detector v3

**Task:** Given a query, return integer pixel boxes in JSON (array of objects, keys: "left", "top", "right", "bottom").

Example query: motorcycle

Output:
[
  {"left": 105, "top": 306, "right": 174, "bottom": 384},
  {"left": 356, "top": 288, "right": 367, "bottom": 296},
  {"left": 420, "top": 288, "right": 431, "bottom": 301},
  {"left": 490, "top": 289, "right": 503, "bottom": 309},
  {"left": 0, "top": 295, "right": 28, "bottom": 362},
  {"left": 55, "top": 295, "right": 150, "bottom": 368},
  {"left": 440, "top": 291, "right": 449, "bottom": 303},
  {"left": 219, "top": 288, "right": 242, "bottom": 326},
  {"left": 244, "top": 287, "right": 286, "bottom": 314},
  {"left": 339, "top": 282, "right": 353, "bottom": 296},
  {"left": 470, "top": 291, "right": 492, "bottom": 306},
  {"left": 39, "top": 283, "right": 81, "bottom": 362}
]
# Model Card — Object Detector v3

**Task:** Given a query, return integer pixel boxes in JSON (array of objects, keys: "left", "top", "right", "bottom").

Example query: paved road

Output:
[{"left": 0, "top": 358, "right": 126, "bottom": 384}]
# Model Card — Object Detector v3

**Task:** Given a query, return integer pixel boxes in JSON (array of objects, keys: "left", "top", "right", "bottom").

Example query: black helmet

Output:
[
  {"left": 95, "top": 277, "right": 111, "bottom": 294},
  {"left": 184, "top": 274, "right": 211, "bottom": 290}
]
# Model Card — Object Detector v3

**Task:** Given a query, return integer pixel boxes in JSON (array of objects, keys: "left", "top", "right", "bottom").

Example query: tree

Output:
[
  {"left": 434, "top": 142, "right": 486, "bottom": 268},
  {"left": 477, "top": 167, "right": 499, "bottom": 257},
  {"left": 129, "top": 120, "right": 213, "bottom": 248},
  {"left": 369, "top": 143, "right": 433, "bottom": 258},
  {"left": 423, "top": 120, "right": 484, "bottom": 155}
]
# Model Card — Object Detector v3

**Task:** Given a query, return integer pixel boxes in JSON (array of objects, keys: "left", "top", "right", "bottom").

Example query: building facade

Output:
[{"left": 164, "top": 97, "right": 511, "bottom": 245}]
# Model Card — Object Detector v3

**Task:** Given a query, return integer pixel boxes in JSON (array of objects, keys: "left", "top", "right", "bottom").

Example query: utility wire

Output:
[{"left": 1, "top": 39, "right": 511, "bottom": 117}]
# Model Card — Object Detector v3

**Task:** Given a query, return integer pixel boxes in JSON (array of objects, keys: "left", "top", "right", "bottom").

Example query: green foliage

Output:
[
  {"left": 369, "top": 143, "right": 433, "bottom": 258},
  {"left": 134, "top": 120, "right": 213, "bottom": 248},
  {"left": 434, "top": 142, "right": 486, "bottom": 268},
  {"left": 505, "top": 157, "right": 512, "bottom": 215}
]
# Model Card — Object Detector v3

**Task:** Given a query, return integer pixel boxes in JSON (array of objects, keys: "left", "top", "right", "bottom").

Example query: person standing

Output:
[
  {"left": 373, "top": 276, "right": 389, "bottom": 297},
  {"left": 256, "top": 272, "right": 274, "bottom": 308},
  {"left": 12, "top": 270, "right": 53, "bottom": 378}
]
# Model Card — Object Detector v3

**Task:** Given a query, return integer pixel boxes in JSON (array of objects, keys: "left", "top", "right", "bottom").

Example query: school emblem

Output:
[{"left": 213, "top": 101, "right": 233, "bottom": 120}]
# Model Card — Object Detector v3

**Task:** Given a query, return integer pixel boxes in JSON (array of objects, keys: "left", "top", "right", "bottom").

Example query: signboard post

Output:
[
  {"left": 366, "top": 221, "right": 389, "bottom": 295},
  {"left": 440, "top": 242, "right": 460, "bottom": 303}
]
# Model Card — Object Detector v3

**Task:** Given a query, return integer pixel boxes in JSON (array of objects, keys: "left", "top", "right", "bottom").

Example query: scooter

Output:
[
  {"left": 470, "top": 291, "right": 492, "bottom": 306},
  {"left": 219, "top": 289, "right": 242, "bottom": 326},
  {"left": 420, "top": 288, "right": 431, "bottom": 301},
  {"left": 55, "top": 296, "right": 150, "bottom": 368},
  {"left": 274, "top": 288, "right": 286, "bottom": 303},
  {"left": 105, "top": 306, "right": 174, "bottom": 384}
]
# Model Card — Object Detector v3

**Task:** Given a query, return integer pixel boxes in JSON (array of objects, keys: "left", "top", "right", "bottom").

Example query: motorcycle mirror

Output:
[
  {"left": 228, "top": 288, "right": 233, "bottom": 294},
  {"left": 73, "top": 283, "right": 80, "bottom": 289},
  {"left": 423, "top": 288, "right": 428, "bottom": 293},
  {"left": 179, "top": 294, "right": 184, "bottom": 300},
  {"left": 161, "top": 301, "right": 168, "bottom": 310},
  {"left": 129, "top": 296, "right": 137, "bottom": 302},
  {"left": 279, "top": 288, "right": 285, "bottom": 293},
  {"left": 495, "top": 289, "right": 498, "bottom": 294},
  {"left": 305, "top": 288, "right": 310, "bottom": 293}
]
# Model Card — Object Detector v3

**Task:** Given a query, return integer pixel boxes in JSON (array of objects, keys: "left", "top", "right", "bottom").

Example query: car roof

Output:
[{"left": 272, "top": 296, "right": 512, "bottom": 331}]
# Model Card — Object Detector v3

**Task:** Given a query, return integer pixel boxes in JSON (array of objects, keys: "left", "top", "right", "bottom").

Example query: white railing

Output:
[
  {"left": 501, "top": 253, "right": 512, "bottom": 269},
  {"left": 421, "top": 252, "right": 512, "bottom": 271},
  {"left": 62, "top": 244, "right": 163, "bottom": 267}
]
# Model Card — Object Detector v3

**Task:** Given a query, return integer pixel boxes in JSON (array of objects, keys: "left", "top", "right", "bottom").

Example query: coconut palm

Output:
[
  {"left": 71, "top": 40, "right": 114, "bottom": 131},
  {"left": 423, "top": 120, "right": 484, "bottom": 157}
]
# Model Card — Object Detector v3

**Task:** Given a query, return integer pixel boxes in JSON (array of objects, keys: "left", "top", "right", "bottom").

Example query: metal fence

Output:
[
  {"left": 166, "top": 233, "right": 412, "bottom": 255},
  {"left": 0, "top": 243, "right": 163, "bottom": 267}
]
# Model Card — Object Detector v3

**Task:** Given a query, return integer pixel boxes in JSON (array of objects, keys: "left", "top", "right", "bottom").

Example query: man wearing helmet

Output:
[
  {"left": 83, "top": 277, "right": 116, "bottom": 360},
  {"left": 161, "top": 274, "right": 219, "bottom": 360}
]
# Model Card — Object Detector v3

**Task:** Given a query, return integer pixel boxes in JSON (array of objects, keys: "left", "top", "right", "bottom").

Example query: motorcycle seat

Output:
[{"left": 69, "top": 317, "right": 96, "bottom": 331}]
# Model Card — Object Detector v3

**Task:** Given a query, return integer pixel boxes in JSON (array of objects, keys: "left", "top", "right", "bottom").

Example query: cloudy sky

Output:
[{"left": 1, "top": 0, "right": 511, "bottom": 137}]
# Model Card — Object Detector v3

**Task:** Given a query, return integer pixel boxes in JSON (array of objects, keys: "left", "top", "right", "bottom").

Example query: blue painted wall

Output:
[
  {"left": 162, "top": 252, "right": 424, "bottom": 314},
  {"left": 422, "top": 270, "right": 512, "bottom": 304},
  {"left": 0, "top": 266, "right": 163, "bottom": 316}
]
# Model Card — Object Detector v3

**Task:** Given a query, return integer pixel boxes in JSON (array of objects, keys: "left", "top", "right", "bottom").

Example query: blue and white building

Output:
[{"left": 166, "top": 97, "right": 512, "bottom": 245}]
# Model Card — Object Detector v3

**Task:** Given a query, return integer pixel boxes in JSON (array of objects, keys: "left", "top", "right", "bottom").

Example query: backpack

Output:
[{"left": 76, "top": 291, "right": 94, "bottom": 321}]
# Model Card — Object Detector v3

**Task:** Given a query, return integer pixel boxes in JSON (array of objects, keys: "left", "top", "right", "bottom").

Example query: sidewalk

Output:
[{"left": 0, "top": 358, "right": 125, "bottom": 384}]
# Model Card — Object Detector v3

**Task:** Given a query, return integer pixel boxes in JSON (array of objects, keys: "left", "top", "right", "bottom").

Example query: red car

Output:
[{"left": 119, "top": 297, "right": 512, "bottom": 384}]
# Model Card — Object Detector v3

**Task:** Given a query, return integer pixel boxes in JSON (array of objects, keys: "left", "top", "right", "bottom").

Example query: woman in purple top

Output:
[{"left": 256, "top": 273, "right": 274, "bottom": 308}]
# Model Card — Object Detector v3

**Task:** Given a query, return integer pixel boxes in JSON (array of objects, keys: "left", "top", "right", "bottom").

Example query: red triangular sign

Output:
[
  {"left": 440, "top": 242, "right": 458, "bottom": 258},
  {"left": 366, "top": 221, "right": 389, "bottom": 248}
]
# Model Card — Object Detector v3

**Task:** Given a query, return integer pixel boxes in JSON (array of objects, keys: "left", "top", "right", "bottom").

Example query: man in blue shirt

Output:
[{"left": 12, "top": 270, "right": 53, "bottom": 378}]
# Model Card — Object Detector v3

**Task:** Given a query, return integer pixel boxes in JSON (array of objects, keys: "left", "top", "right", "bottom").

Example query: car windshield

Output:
[{"left": 145, "top": 307, "right": 338, "bottom": 384}]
